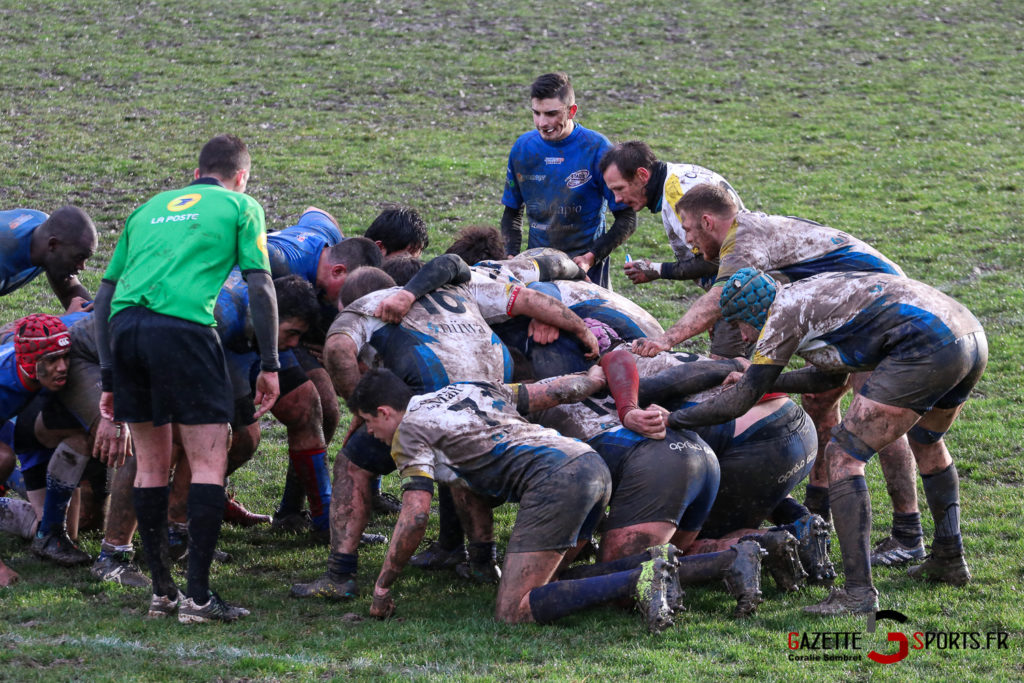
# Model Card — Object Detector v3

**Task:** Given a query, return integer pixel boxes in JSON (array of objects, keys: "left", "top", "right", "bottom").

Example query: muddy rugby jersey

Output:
[
  {"left": 658, "top": 163, "right": 745, "bottom": 265},
  {"left": 715, "top": 212, "right": 903, "bottom": 287},
  {"left": 750, "top": 272, "right": 983, "bottom": 372},
  {"left": 104, "top": 180, "right": 270, "bottom": 325},
  {"left": 392, "top": 380, "right": 593, "bottom": 501},
  {"left": 327, "top": 282, "right": 514, "bottom": 392},
  {"left": 526, "top": 279, "right": 664, "bottom": 340}
]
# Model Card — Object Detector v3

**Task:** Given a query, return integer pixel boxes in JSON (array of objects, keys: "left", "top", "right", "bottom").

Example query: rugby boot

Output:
[
  {"left": 907, "top": 551, "right": 971, "bottom": 586},
  {"left": 360, "top": 532, "right": 388, "bottom": 546},
  {"left": 289, "top": 572, "right": 359, "bottom": 600},
  {"left": 871, "top": 535, "right": 926, "bottom": 568},
  {"left": 802, "top": 586, "right": 878, "bottom": 616},
  {"left": 271, "top": 510, "right": 313, "bottom": 534},
  {"left": 31, "top": 530, "right": 92, "bottom": 566},
  {"left": 91, "top": 552, "right": 151, "bottom": 588},
  {"left": 147, "top": 590, "right": 185, "bottom": 618},
  {"left": 409, "top": 540, "right": 468, "bottom": 570},
  {"left": 740, "top": 530, "right": 806, "bottom": 592},
  {"left": 456, "top": 541, "right": 501, "bottom": 584},
  {"left": 371, "top": 491, "right": 402, "bottom": 515},
  {"left": 723, "top": 541, "right": 766, "bottom": 618},
  {"left": 792, "top": 513, "right": 836, "bottom": 587},
  {"left": 223, "top": 496, "right": 272, "bottom": 527},
  {"left": 632, "top": 558, "right": 678, "bottom": 633},
  {"left": 178, "top": 591, "right": 250, "bottom": 624}
]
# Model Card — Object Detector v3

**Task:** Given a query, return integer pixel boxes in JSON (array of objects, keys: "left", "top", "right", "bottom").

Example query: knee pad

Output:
[
  {"left": 829, "top": 424, "right": 876, "bottom": 463},
  {"left": 907, "top": 424, "right": 945, "bottom": 445}
]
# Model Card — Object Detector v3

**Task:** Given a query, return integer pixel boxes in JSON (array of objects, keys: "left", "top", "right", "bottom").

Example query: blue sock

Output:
[
  {"left": 38, "top": 474, "right": 76, "bottom": 537},
  {"left": 528, "top": 567, "right": 639, "bottom": 623}
]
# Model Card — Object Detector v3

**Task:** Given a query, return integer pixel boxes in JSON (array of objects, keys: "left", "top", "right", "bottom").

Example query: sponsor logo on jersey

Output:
[
  {"left": 167, "top": 193, "right": 202, "bottom": 212},
  {"left": 544, "top": 157, "right": 564, "bottom": 165},
  {"left": 565, "top": 170, "right": 591, "bottom": 189},
  {"left": 517, "top": 173, "right": 546, "bottom": 182},
  {"left": 8, "top": 213, "right": 32, "bottom": 230}
]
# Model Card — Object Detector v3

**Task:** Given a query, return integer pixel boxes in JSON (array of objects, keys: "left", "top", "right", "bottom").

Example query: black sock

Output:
[
  {"left": 436, "top": 485, "right": 465, "bottom": 551},
  {"left": 327, "top": 551, "right": 358, "bottom": 579},
  {"left": 891, "top": 511, "right": 923, "bottom": 548},
  {"left": 132, "top": 486, "right": 176, "bottom": 598},
  {"left": 468, "top": 541, "right": 497, "bottom": 565},
  {"left": 676, "top": 551, "right": 734, "bottom": 584},
  {"left": 922, "top": 463, "right": 962, "bottom": 554},
  {"left": 276, "top": 461, "right": 305, "bottom": 517},
  {"left": 804, "top": 484, "right": 830, "bottom": 518},
  {"left": 186, "top": 483, "right": 226, "bottom": 602},
  {"left": 559, "top": 551, "right": 651, "bottom": 580},
  {"left": 830, "top": 477, "right": 873, "bottom": 590},
  {"left": 769, "top": 497, "right": 809, "bottom": 525}
]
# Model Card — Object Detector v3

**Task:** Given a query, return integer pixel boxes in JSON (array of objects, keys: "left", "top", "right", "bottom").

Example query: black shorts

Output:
[
  {"left": 226, "top": 349, "right": 309, "bottom": 428},
  {"left": 110, "top": 306, "right": 232, "bottom": 426},
  {"left": 342, "top": 423, "right": 396, "bottom": 476},
  {"left": 698, "top": 400, "right": 817, "bottom": 538},
  {"left": 507, "top": 452, "right": 611, "bottom": 554},
  {"left": 860, "top": 331, "right": 988, "bottom": 413},
  {"left": 294, "top": 345, "right": 324, "bottom": 373},
  {"left": 602, "top": 429, "right": 720, "bottom": 533},
  {"left": 709, "top": 318, "right": 754, "bottom": 359},
  {"left": 57, "top": 353, "right": 102, "bottom": 430}
]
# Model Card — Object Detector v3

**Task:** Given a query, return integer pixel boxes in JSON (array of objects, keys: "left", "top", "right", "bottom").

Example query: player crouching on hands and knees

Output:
[
  {"left": 666, "top": 267, "right": 986, "bottom": 615},
  {"left": 352, "top": 367, "right": 681, "bottom": 633}
]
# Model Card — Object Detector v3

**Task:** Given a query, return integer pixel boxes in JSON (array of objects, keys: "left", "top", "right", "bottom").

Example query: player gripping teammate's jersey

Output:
[{"left": 0, "top": 209, "right": 49, "bottom": 296}]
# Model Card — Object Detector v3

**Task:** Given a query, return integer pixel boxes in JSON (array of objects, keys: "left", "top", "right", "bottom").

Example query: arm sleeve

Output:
[
  {"left": 667, "top": 364, "right": 783, "bottom": 428},
  {"left": 244, "top": 270, "right": 280, "bottom": 372},
  {"left": 637, "top": 359, "right": 744, "bottom": 407},
  {"left": 500, "top": 206, "right": 524, "bottom": 256},
  {"left": 94, "top": 280, "right": 116, "bottom": 391},
  {"left": 772, "top": 366, "right": 850, "bottom": 394},
  {"left": 600, "top": 349, "right": 639, "bottom": 422},
  {"left": 532, "top": 254, "right": 587, "bottom": 281},
  {"left": 403, "top": 254, "right": 470, "bottom": 298},
  {"left": 589, "top": 208, "right": 637, "bottom": 261},
  {"left": 660, "top": 255, "right": 720, "bottom": 281}
]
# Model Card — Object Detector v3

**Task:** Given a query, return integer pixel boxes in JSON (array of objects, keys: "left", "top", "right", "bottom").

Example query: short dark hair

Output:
[
  {"left": 198, "top": 134, "right": 250, "bottom": 178},
  {"left": 339, "top": 266, "right": 396, "bottom": 308},
  {"left": 39, "top": 206, "right": 96, "bottom": 246},
  {"left": 531, "top": 72, "right": 574, "bottom": 105},
  {"left": 675, "top": 183, "right": 739, "bottom": 218},
  {"left": 364, "top": 206, "right": 429, "bottom": 255},
  {"left": 274, "top": 275, "right": 320, "bottom": 328},
  {"left": 444, "top": 225, "right": 504, "bottom": 265},
  {"left": 347, "top": 368, "right": 414, "bottom": 415},
  {"left": 598, "top": 141, "right": 657, "bottom": 180},
  {"left": 381, "top": 255, "right": 423, "bottom": 286},
  {"left": 325, "top": 236, "right": 384, "bottom": 269}
]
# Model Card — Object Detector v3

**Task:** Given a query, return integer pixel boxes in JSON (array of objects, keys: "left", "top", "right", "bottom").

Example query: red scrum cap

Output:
[{"left": 14, "top": 314, "right": 71, "bottom": 380}]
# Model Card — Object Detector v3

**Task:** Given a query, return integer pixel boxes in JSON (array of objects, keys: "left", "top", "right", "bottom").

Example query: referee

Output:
[{"left": 94, "top": 134, "right": 280, "bottom": 623}]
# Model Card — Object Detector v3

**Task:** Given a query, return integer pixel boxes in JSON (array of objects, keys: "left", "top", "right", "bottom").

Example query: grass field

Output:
[{"left": 1, "top": 0, "right": 1022, "bottom": 680}]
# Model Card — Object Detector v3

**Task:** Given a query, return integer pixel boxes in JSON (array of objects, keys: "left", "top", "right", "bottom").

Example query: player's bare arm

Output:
[
  {"left": 519, "top": 365, "right": 606, "bottom": 413},
  {"left": 323, "top": 333, "right": 362, "bottom": 399},
  {"left": 371, "top": 488, "right": 432, "bottom": 618},
  {"left": 632, "top": 287, "right": 721, "bottom": 357},
  {"left": 509, "top": 287, "right": 600, "bottom": 358}
]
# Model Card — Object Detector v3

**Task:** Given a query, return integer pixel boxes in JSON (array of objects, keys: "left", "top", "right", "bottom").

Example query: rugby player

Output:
[
  {"left": 364, "top": 205, "right": 430, "bottom": 259},
  {"left": 0, "top": 315, "right": 74, "bottom": 584},
  {"left": 668, "top": 268, "right": 986, "bottom": 614},
  {"left": 351, "top": 368, "right": 681, "bottom": 632},
  {"left": 94, "top": 134, "right": 280, "bottom": 623},
  {"left": 1, "top": 206, "right": 98, "bottom": 311},
  {"left": 289, "top": 266, "right": 600, "bottom": 600},
  {"left": 501, "top": 72, "right": 636, "bottom": 288}
]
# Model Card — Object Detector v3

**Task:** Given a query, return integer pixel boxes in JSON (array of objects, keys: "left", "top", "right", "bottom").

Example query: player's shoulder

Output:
[{"left": 0, "top": 209, "right": 48, "bottom": 234}]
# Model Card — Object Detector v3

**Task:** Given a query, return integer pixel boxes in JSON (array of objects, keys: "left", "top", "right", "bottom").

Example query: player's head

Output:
[
  {"left": 14, "top": 313, "right": 71, "bottom": 389},
  {"left": 530, "top": 72, "right": 577, "bottom": 142},
  {"left": 320, "top": 236, "right": 385, "bottom": 307},
  {"left": 675, "top": 183, "right": 739, "bottom": 260},
  {"left": 364, "top": 206, "right": 429, "bottom": 258},
  {"left": 719, "top": 267, "right": 777, "bottom": 338},
  {"left": 197, "top": 134, "right": 251, "bottom": 191},
  {"left": 381, "top": 256, "right": 423, "bottom": 287},
  {"left": 339, "top": 266, "right": 396, "bottom": 308},
  {"left": 445, "top": 225, "right": 505, "bottom": 265},
  {"left": 347, "top": 368, "right": 414, "bottom": 444},
  {"left": 36, "top": 206, "right": 98, "bottom": 281},
  {"left": 599, "top": 141, "right": 658, "bottom": 211},
  {"left": 274, "top": 275, "right": 320, "bottom": 350}
]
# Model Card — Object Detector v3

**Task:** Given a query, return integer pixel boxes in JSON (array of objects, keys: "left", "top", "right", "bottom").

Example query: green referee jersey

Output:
[{"left": 104, "top": 179, "right": 270, "bottom": 326}]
